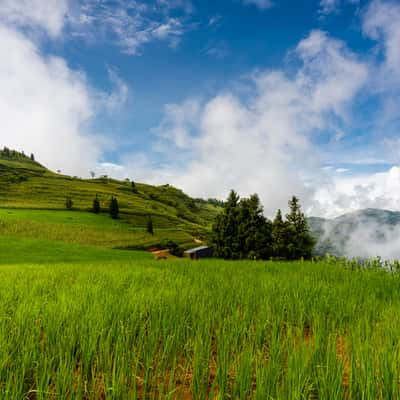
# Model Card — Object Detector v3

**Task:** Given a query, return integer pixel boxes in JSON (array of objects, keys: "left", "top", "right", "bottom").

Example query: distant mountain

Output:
[{"left": 309, "top": 209, "right": 400, "bottom": 259}]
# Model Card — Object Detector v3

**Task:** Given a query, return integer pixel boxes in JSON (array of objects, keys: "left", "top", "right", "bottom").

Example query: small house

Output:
[{"left": 184, "top": 246, "right": 214, "bottom": 260}]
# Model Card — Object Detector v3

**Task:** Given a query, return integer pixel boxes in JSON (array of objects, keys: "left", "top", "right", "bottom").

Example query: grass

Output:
[
  {"left": 0, "top": 154, "right": 221, "bottom": 251},
  {"left": 0, "top": 209, "right": 196, "bottom": 249},
  {"left": 0, "top": 236, "right": 152, "bottom": 264},
  {"left": 0, "top": 157, "right": 220, "bottom": 234},
  {"left": 1, "top": 248, "right": 400, "bottom": 398}
]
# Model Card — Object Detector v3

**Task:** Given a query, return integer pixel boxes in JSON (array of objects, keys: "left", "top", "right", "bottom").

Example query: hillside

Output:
[
  {"left": 0, "top": 149, "right": 221, "bottom": 249},
  {"left": 309, "top": 208, "right": 400, "bottom": 258}
]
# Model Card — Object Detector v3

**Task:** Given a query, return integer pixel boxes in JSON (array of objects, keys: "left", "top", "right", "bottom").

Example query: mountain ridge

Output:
[{"left": 309, "top": 208, "right": 400, "bottom": 258}]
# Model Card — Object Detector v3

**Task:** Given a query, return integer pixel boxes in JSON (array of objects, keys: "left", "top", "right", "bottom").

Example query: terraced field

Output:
[{"left": 0, "top": 153, "right": 221, "bottom": 249}]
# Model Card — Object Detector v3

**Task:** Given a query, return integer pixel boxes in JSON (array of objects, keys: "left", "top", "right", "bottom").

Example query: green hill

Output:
[{"left": 0, "top": 149, "right": 221, "bottom": 250}]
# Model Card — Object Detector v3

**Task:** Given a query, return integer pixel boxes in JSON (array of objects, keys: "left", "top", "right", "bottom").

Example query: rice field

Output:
[{"left": 1, "top": 251, "right": 400, "bottom": 399}]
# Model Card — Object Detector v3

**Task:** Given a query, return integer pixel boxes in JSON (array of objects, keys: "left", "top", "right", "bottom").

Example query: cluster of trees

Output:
[
  {"left": 1, "top": 147, "right": 35, "bottom": 162},
  {"left": 210, "top": 191, "right": 315, "bottom": 260}
]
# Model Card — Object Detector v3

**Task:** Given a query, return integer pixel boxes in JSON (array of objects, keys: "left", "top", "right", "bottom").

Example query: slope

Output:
[{"left": 0, "top": 149, "right": 221, "bottom": 249}]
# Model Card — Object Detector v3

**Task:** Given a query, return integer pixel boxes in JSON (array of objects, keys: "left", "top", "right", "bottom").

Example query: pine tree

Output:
[
  {"left": 65, "top": 197, "right": 73, "bottom": 210},
  {"left": 109, "top": 197, "right": 119, "bottom": 219},
  {"left": 93, "top": 195, "right": 100, "bottom": 214},
  {"left": 285, "top": 196, "right": 315, "bottom": 259},
  {"left": 238, "top": 194, "right": 272, "bottom": 259},
  {"left": 211, "top": 190, "right": 241, "bottom": 259},
  {"left": 272, "top": 209, "right": 289, "bottom": 258},
  {"left": 131, "top": 181, "right": 138, "bottom": 193},
  {"left": 30, "top": 153, "right": 35, "bottom": 161},
  {"left": 147, "top": 215, "right": 154, "bottom": 235}
]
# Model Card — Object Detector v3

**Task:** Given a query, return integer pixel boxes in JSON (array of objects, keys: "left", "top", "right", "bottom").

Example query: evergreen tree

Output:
[
  {"left": 93, "top": 195, "right": 100, "bottom": 214},
  {"left": 238, "top": 194, "right": 272, "bottom": 259},
  {"left": 211, "top": 190, "right": 241, "bottom": 259},
  {"left": 271, "top": 209, "right": 289, "bottom": 258},
  {"left": 65, "top": 197, "right": 73, "bottom": 210},
  {"left": 147, "top": 215, "right": 154, "bottom": 235},
  {"left": 285, "top": 196, "right": 315, "bottom": 259},
  {"left": 211, "top": 191, "right": 273, "bottom": 260},
  {"left": 109, "top": 197, "right": 119, "bottom": 219},
  {"left": 131, "top": 181, "right": 138, "bottom": 193},
  {"left": 30, "top": 153, "right": 35, "bottom": 161}
]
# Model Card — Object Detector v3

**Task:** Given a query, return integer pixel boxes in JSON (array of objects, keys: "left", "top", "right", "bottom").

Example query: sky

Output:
[{"left": 0, "top": 0, "right": 400, "bottom": 218}]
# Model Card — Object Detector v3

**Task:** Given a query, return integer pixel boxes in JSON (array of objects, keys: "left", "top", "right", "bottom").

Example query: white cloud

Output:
[
  {"left": 242, "top": 0, "right": 273, "bottom": 9},
  {"left": 67, "top": 0, "right": 190, "bottom": 55},
  {"left": 0, "top": 22, "right": 103, "bottom": 175},
  {"left": 313, "top": 167, "right": 400, "bottom": 218},
  {"left": 363, "top": 0, "right": 400, "bottom": 87},
  {"left": 101, "top": 68, "right": 129, "bottom": 112},
  {"left": 135, "top": 30, "right": 368, "bottom": 216},
  {"left": 0, "top": 0, "right": 68, "bottom": 37},
  {"left": 319, "top": 0, "right": 359, "bottom": 15}
]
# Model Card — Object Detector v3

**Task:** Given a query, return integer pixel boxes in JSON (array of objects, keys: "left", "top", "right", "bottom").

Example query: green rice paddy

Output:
[{"left": 0, "top": 241, "right": 399, "bottom": 399}]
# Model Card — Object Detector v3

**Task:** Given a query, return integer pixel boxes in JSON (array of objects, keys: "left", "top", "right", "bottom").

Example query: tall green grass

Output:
[{"left": 0, "top": 258, "right": 400, "bottom": 398}]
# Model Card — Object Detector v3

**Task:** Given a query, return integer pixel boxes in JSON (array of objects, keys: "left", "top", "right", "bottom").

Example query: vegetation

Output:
[
  {"left": 0, "top": 209, "right": 195, "bottom": 250},
  {"left": 1, "top": 149, "right": 399, "bottom": 398},
  {"left": 1, "top": 240, "right": 400, "bottom": 398},
  {"left": 211, "top": 191, "right": 314, "bottom": 260},
  {"left": 147, "top": 215, "right": 154, "bottom": 235},
  {"left": 0, "top": 151, "right": 221, "bottom": 248},
  {"left": 92, "top": 195, "right": 100, "bottom": 214},
  {"left": 109, "top": 196, "right": 119, "bottom": 219},
  {"left": 65, "top": 197, "right": 73, "bottom": 210}
]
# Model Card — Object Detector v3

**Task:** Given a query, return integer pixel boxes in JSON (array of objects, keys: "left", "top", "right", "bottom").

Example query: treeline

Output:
[
  {"left": 210, "top": 190, "right": 315, "bottom": 260},
  {"left": 0, "top": 147, "right": 36, "bottom": 163}
]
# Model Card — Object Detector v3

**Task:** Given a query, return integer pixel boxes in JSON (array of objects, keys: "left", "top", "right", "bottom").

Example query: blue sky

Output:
[{"left": 0, "top": 0, "right": 400, "bottom": 217}]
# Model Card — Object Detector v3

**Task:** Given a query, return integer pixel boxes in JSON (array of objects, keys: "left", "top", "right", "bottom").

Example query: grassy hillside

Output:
[{"left": 0, "top": 150, "right": 221, "bottom": 249}]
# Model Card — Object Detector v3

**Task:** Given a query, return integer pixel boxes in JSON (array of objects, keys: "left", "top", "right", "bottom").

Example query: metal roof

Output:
[{"left": 184, "top": 246, "right": 210, "bottom": 254}]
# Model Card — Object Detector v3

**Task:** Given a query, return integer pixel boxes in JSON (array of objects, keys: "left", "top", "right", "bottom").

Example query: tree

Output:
[
  {"left": 109, "top": 197, "right": 119, "bottom": 219},
  {"left": 131, "top": 181, "right": 138, "bottom": 193},
  {"left": 271, "top": 209, "right": 289, "bottom": 258},
  {"left": 285, "top": 196, "right": 315, "bottom": 259},
  {"left": 210, "top": 191, "right": 273, "bottom": 260},
  {"left": 30, "top": 153, "right": 35, "bottom": 161},
  {"left": 65, "top": 197, "right": 73, "bottom": 210},
  {"left": 211, "top": 190, "right": 241, "bottom": 259},
  {"left": 237, "top": 194, "right": 272, "bottom": 260},
  {"left": 93, "top": 195, "right": 100, "bottom": 214},
  {"left": 90, "top": 171, "right": 95, "bottom": 179},
  {"left": 147, "top": 215, "right": 154, "bottom": 235}
]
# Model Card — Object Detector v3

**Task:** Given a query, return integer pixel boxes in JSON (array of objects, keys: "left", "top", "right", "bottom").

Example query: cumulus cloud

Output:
[
  {"left": 0, "top": 0, "right": 130, "bottom": 176},
  {"left": 0, "top": 0, "right": 68, "bottom": 37},
  {"left": 313, "top": 167, "right": 400, "bottom": 218},
  {"left": 363, "top": 0, "right": 400, "bottom": 88},
  {"left": 0, "top": 24, "right": 103, "bottom": 175},
  {"left": 140, "top": 30, "right": 368, "bottom": 216}
]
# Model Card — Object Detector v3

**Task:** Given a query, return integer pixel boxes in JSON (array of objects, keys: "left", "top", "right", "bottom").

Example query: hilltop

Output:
[{"left": 0, "top": 149, "right": 222, "bottom": 250}]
